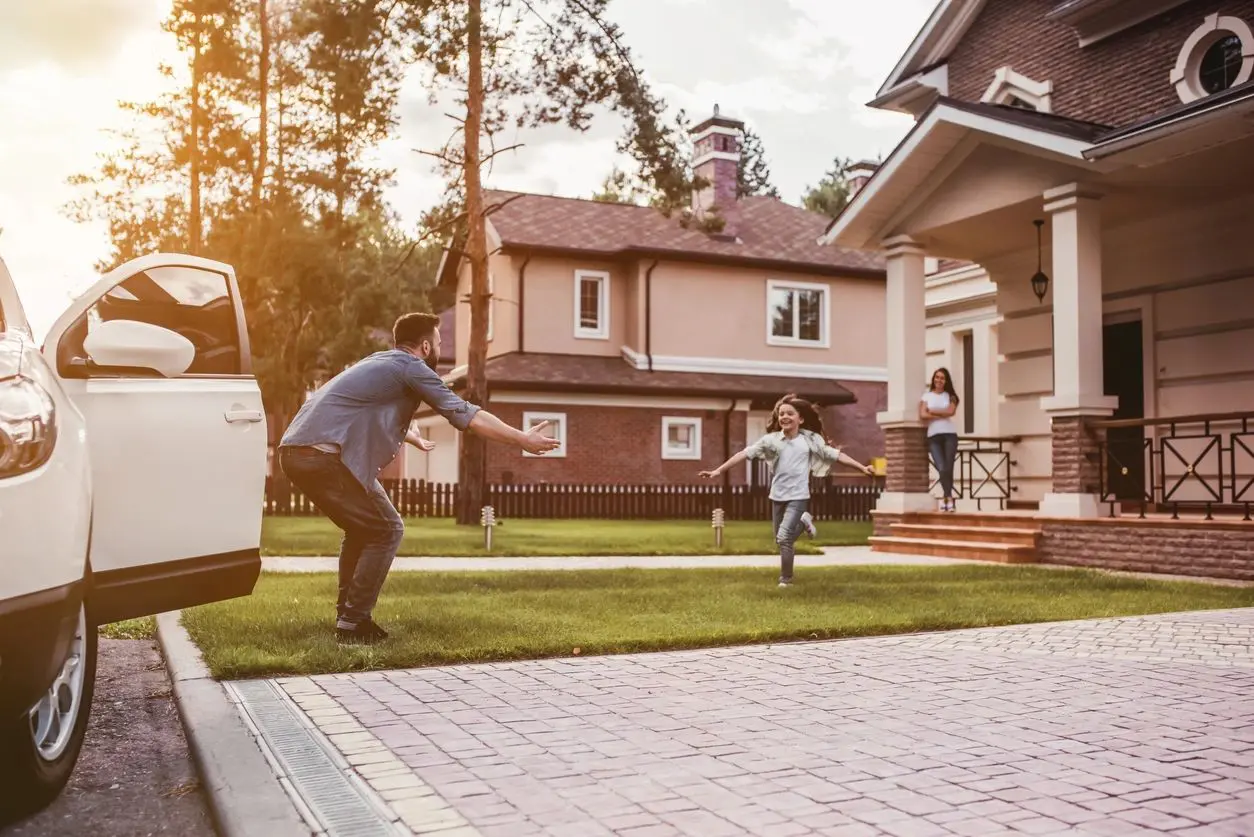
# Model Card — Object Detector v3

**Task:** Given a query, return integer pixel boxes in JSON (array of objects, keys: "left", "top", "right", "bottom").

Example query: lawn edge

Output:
[{"left": 155, "top": 611, "right": 312, "bottom": 837}]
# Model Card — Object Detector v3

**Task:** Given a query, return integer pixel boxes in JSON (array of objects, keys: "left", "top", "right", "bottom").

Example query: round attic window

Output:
[
  {"left": 1200, "top": 34, "right": 1243, "bottom": 94},
  {"left": 1172, "top": 15, "right": 1254, "bottom": 103}
]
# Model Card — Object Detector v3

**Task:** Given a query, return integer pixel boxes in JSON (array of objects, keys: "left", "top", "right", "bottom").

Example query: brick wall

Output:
[
  {"left": 1050, "top": 415, "right": 1103, "bottom": 495},
  {"left": 1041, "top": 520, "right": 1254, "bottom": 581},
  {"left": 483, "top": 402, "right": 749, "bottom": 485},
  {"left": 884, "top": 425, "right": 930, "bottom": 493},
  {"left": 947, "top": 0, "right": 1254, "bottom": 127},
  {"left": 823, "top": 381, "right": 887, "bottom": 466}
]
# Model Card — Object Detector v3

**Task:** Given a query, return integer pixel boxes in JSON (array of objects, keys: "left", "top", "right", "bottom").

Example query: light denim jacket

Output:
[{"left": 743, "top": 429, "right": 842, "bottom": 478}]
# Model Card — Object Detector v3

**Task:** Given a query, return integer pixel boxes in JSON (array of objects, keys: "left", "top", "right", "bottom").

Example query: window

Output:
[
  {"left": 522, "top": 411, "right": 566, "bottom": 458},
  {"left": 661, "top": 417, "right": 702, "bottom": 460},
  {"left": 61, "top": 265, "right": 242, "bottom": 376},
  {"left": 980, "top": 66, "right": 1053, "bottom": 112},
  {"left": 573, "top": 270, "right": 609, "bottom": 339},
  {"left": 767, "top": 280, "right": 828, "bottom": 347},
  {"left": 1200, "top": 34, "right": 1243, "bottom": 94},
  {"left": 487, "top": 272, "right": 495, "bottom": 342},
  {"left": 1173, "top": 15, "right": 1254, "bottom": 103},
  {"left": 961, "top": 332, "right": 975, "bottom": 434}
]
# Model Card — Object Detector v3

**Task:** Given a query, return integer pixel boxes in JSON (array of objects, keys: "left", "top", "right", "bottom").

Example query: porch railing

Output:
[
  {"left": 1093, "top": 410, "right": 1254, "bottom": 520},
  {"left": 929, "top": 435, "right": 1020, "bottom": 511}
]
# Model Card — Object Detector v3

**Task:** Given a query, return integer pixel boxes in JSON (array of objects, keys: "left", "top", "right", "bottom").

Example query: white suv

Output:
[{"left": 0, "top": 253, "right": 266, "bottom": 823}]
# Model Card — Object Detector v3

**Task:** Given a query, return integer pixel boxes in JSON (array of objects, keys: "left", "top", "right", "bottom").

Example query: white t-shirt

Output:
[
  {"left": 770, "top": 434, "right": 812, "bottom": 502},
  {"left": 921, "top": 390, "right": 958, "bottom": 437}
]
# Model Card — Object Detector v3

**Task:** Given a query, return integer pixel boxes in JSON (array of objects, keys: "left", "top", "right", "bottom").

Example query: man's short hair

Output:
[{"left": 393, "top": 312, "right": 440, "bottom": 348}]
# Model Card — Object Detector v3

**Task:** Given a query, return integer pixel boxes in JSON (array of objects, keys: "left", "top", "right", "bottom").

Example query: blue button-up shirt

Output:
[{"left": 280, "top": 349, "right": 480, "bottom": 489}]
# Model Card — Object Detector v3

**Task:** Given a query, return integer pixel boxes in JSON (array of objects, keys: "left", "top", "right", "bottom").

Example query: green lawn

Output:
[
  {"left": 99, "top": 617, "right": 156, "bottom": 640},
  {"left": 262, "top": 517, "right": 871, "bottom": 557},
  {"left": 182, "top": 566, "right": 1254, "bottom": 680}
]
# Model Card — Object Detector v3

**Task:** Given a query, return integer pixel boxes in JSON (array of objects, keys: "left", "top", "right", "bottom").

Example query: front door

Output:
[
  {"left": 1102, "top": 319, "right": 1146, "bottom": 502},
  {"left": 43, "top": 254, "right": 267, "bottom": 623}
]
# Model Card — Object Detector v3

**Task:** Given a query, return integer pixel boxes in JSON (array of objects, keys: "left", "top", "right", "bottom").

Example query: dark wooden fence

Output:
[{"left": 264, "top": 478, "right": 881, "bottom": 522}]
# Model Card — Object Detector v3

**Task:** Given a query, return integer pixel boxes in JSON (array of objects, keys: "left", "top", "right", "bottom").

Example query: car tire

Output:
[{"left": 0, "top": 602, "right": 97, "bottom": 826}]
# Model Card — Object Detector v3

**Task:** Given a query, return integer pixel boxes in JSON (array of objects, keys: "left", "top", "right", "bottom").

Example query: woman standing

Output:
[
  {"left": 920, "top": 368, "right": 960, "bottom": 512},
  {"left": 699, "top": 396, "right": 873, "bottom": 587}
]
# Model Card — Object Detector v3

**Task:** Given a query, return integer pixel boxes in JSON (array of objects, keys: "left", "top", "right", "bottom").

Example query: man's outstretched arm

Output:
[{"left": 467, "top": 411, "right": 558, "bottom": 455}]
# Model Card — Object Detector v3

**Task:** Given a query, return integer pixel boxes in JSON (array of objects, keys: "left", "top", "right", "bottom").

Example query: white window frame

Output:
[
  {"left": 661, "top": 416, "right": 702, "bottom": 461},
  {"left": 487, "top": 272, "right": 495, "bottom": 342},
  {"left": 766, "top": 279, "right": 830, "bottom": 349},
  {"left": 1171, "top": 14, "right": 1254, "bottom": 104},
  {"left": 522, "top": 411, "right": 566, "bottom": 458},
  {"left": 980, "top": 66, "right": 1054, "bottom": 112},
  {"left": 573, "top": 269, "right": 610, "bottom": 340}
]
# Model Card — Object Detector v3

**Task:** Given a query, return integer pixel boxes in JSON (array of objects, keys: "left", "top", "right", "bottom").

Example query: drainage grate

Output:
[{"left": 230, "top": 680, "right": 401, "bottom": 837}]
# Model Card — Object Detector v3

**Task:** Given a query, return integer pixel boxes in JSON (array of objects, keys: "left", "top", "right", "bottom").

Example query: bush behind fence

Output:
[{"left": 265, "top": 478, "right": 881, "bottom": 522}]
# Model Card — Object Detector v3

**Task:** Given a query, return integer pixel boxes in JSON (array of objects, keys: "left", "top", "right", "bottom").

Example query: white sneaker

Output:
[
  {"left": 778, "top": 581, "right": 793, "bottom": 588},
  {"left": 801, "top": 511, "right": 817, "bottom": 539}
]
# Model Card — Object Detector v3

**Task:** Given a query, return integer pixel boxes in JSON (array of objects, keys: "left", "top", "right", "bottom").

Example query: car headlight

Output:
[{"left": 0, "top": 375, "right": 57, "bottom": 478}]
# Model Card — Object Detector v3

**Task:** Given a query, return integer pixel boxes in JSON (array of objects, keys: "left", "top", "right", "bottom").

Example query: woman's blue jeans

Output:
[{"left": 928, "top": 433, "right": 959, "bottom": 499}]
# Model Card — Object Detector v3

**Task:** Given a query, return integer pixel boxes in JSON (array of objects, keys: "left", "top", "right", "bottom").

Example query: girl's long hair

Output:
[
  {"left": 767, "top": 393, "right": 826, "bottom": 438},
  {"left": 930, "top": 367, "right": 960, "bottom": 404}
]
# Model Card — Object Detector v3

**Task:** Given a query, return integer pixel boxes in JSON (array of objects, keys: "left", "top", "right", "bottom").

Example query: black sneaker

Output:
[{"left": 336, "top": 619, "right": 389, "bottom": 645}]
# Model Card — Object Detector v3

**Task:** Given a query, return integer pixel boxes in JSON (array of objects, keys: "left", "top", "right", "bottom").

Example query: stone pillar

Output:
[
  {"left": 1039, "top": 184, "right": 1117, "bottom": 518},
  {"left": 876, "top": 235, "right": 933, "bottom": 514}
]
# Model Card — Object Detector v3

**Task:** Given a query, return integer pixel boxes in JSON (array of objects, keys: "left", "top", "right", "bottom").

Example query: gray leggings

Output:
[{"left": 772, "top": 499, "right": 808, "bottom": 583}]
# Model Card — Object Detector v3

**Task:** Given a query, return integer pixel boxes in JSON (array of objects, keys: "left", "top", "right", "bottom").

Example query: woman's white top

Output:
[{"left": 921, "top": 389, "right": 958, "bottom": 437}]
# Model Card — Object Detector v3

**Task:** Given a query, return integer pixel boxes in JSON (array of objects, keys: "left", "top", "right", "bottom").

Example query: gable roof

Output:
[
  {"left": 482, "top": 191, "right": 884, "bottom": 276},
  {"left": 877, "top": 0, "right": 988, "bottom": 99}
]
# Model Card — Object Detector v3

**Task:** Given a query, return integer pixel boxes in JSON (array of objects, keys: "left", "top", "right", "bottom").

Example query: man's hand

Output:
[{"left": 522, "top": 420, "right": 560, "bottom": 456}]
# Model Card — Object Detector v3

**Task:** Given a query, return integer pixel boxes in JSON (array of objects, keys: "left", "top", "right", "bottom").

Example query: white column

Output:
[
  {"left": 1039, "top": 183, "right": 1117, "bottom": 518},
  {"left": 876, "top": 235, "right": 933, "bottom": 515},
  {"left": 879, "top": 235, "right": 927, "bottom": 426}
]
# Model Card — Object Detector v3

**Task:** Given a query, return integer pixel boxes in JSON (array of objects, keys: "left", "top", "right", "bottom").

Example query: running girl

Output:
[{"left": 699, "top": 395, "right": 873, "bottom": 587}]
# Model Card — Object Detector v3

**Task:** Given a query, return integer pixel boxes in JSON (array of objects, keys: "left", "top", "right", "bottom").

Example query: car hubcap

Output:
[{"left": 29, "top": 605, "right": 86, "bottom": 762}]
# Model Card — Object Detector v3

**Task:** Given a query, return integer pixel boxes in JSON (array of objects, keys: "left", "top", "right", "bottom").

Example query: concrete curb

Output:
[{"left": 156, "top": 611, "right": 313, "bottom": 837}]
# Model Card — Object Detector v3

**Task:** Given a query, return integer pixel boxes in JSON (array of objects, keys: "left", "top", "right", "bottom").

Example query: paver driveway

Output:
[{"left": 235, "top": 608, "right": 1254, "bottom": 836}]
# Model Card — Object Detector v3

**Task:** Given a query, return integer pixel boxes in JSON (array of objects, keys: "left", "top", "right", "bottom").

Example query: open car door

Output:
[{"left": 42, "top": 254, "right": 266, "bottom": 624}]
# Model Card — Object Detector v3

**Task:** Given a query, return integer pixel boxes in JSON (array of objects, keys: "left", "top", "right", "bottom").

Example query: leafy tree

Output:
[
  {"left": 400, "top": 0, "right": 695, "bottom": 523},
  {"left": 590, "top": 167, "right": 647, "bottom": 205},
  {"left": 802, "top": 156, "right": 854, "bottom": 219},
  {"left": 737, "top": 126, "right": 778, "bottom": 198}
]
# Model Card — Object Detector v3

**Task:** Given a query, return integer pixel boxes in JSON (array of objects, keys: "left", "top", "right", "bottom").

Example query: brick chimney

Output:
[
  {"left": 846, "top": 159, "right": 880, "bottom": 198},
  {"left": 689, "top": 104, "right": 744, "bottom": 239}
]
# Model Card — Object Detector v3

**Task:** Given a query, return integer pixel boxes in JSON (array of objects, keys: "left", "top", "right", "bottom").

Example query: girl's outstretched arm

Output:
[{"left": 699, "top": 450, "right": 749, "bottom": 479}]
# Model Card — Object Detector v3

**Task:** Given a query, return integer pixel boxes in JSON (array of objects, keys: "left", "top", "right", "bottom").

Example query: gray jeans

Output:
[
  {"left": 772, "top": 499, "right": 809, "bottom": 583},
  {"left": 278, "top": 447, "right": 404, "bottom": 626}
]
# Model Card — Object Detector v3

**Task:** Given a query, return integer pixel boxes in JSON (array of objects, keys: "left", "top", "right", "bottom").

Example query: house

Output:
[
  {"left": 825, "top": 0, "right": 1254, "bottom": 579},
  {"left": 405, "top": 108, "right": 890, "bottom": 485}
]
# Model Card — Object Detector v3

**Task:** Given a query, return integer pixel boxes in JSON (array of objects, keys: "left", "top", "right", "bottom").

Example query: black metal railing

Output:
[
  {"left": 929, "top": 436, "right": 1020, "bottom": 511},
  {"left": 1094, "top": 410, "right": 1254, "bottom": 521}
]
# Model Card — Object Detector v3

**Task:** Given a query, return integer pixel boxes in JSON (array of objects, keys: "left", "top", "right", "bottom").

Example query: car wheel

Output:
[{"left": 0, "top": 603, "right": 97, "bottom": 825}]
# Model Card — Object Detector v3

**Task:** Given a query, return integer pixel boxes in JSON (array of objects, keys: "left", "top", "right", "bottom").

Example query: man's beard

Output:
[{"left": 424, "top": 349, "right": 440, "bottom": 371}]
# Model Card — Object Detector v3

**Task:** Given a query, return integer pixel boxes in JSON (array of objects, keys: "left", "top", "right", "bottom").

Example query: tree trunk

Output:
[
  {"left": 457, "top": 0, "right": 488, "bottom": 525},
  {"left": 253, "top": 0, "right": 270, "bottom": 212},
  {"left": 189, "top": 6, "right": 203, "bottom": 254}
]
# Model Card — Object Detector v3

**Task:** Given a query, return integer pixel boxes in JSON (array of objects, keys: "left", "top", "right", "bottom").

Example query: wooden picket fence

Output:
[{"left": 264, "top": 478, "right": 881, "bottom": 522}]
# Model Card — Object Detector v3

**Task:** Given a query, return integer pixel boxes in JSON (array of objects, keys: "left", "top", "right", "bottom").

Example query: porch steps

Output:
[{"left": 870, "top": 512, "right": 1042, "bottom": 564}]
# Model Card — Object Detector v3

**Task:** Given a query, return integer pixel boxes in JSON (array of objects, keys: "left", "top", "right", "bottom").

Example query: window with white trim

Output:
[
  {"left": 980, "top": 66, "right": 1053, "bottom": 112},
  {"left": 573, "top": 270, "right": 609, "bottom": 339},
  {"left": 661, "top": 417, "right": 702, "bottom": 460},
  {"left": 767, "top": 280, "right": 828, "bottom": 347},
  {"left": 522, "top": 411, "right": 566, "bottom": 458},
  {"left": 1172, "top": 15, "right": 1254, "bottom": 103}
]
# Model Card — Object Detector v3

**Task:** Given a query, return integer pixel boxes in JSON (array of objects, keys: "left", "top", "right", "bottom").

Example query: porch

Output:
[{"left": 822, "top": 93, "right": 1254, "bottom": 578}]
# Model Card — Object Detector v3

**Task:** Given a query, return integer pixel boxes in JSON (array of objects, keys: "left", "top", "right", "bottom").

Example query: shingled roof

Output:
[{"left": 482, "top": 190, "right": 885, "bottom": 276}]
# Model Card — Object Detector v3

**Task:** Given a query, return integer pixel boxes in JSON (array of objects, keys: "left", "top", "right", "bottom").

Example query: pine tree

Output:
[{"left": 737, "top": 127, "right": 779, "bottom": 198}]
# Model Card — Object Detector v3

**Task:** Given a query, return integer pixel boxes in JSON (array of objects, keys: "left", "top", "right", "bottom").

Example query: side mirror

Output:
[{"left": 82, "top": 319, "right": 195, "bottom": 378}]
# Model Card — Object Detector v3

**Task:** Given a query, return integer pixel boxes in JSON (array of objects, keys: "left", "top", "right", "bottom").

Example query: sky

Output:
[{"left": 0, "top": 0, "right": 934, "bottom": 338}]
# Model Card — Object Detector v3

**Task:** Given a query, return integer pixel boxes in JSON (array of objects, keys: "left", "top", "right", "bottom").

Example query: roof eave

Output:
[
  {"left": 876, "top": 0, "right": 987, "bottom": 98},
  {"left": 821, "top": 101, "right": 1096, "bottom": 250},
  {"left": 1085, "top": 86, "right": 1254, "bottom": 160}
]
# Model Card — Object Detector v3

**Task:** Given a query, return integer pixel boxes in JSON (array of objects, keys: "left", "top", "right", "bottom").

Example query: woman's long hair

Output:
[
  {"left": 767, "top": 393, "right": 826, "bottom": 438},
  {"left": 930, "top": 367, "right": 960, "bottom": 405}
]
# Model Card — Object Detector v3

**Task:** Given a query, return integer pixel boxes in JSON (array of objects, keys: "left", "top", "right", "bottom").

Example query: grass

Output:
[
  {"left": 182, "top": 565, "right": 1254, "bottom": 680},
  {"left": 262, "top": 517, "right": 872, "bottom": 557},
  {"left": 100, "top": 616, "right": 156, "bottom": 640}
]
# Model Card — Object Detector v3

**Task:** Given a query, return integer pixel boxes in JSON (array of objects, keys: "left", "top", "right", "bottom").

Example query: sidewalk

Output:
[{"left": 262, "top": 546, "right": 977, "bottom": 573}]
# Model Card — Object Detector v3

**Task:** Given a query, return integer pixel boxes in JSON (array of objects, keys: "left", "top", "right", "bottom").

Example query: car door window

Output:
[{"left": 59, "top": 265, "right": 242, "bottom": 376}]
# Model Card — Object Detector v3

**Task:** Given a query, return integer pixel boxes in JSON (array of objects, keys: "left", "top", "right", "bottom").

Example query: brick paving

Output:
[{"left": 248, "top": 609, "right": 1254, "bottom": 836}]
